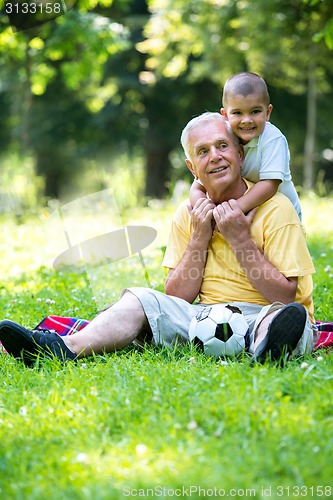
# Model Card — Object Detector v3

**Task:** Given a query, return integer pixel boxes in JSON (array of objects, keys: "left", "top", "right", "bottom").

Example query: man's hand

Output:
[
  {"left": 188, "top": 198, "right": 216, "bottom": 244},
  {"left": 213, "top": 199, "right": 256, "bottom": 247}
]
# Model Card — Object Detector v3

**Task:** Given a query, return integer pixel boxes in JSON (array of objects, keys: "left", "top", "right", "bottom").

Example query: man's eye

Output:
[
  {"left": 218, "top": 143, "right": 227, "bottom": 149},
  {"left": 198, "top": 149, "right": 207, "bottom": 156}
]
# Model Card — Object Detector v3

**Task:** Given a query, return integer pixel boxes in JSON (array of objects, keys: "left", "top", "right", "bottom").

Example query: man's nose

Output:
[{"left": 210, "top": 146, "right": 221, "bottom": 160}]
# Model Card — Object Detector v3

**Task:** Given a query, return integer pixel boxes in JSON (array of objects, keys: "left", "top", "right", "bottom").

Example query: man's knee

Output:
[{"left": 116, "top": 290, "right": 150, "bottom": 329}]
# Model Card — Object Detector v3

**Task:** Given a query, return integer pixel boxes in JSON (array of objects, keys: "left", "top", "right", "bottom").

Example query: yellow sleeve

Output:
[
  {"left": 252, "top": 193, "right": 315, "bottom": 278},
  {"left": 162, "top": 201, "right": 192, "bottom": 270}
]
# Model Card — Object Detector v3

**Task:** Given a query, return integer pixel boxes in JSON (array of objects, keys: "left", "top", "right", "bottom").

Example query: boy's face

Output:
[{"left": 221, "top": 93, "right": 273, "bottom": 145}]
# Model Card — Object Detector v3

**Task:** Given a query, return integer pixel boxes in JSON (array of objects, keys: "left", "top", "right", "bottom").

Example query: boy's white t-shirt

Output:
[{"left": 242, "top": 121, "right": 301, "bottom": 218}]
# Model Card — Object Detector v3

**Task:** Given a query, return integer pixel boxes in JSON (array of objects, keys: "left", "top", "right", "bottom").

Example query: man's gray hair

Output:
[{"left": 180, "top": 112, "right": 239, "bottom": 161}]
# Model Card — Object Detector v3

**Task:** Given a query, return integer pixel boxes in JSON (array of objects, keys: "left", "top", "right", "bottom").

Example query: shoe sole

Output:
[
  {"left": 254, "top": 303, "right": 307, "bottom": 363},
  {"left": 0, "top": 320, "right": 40, "bottom": 366}
]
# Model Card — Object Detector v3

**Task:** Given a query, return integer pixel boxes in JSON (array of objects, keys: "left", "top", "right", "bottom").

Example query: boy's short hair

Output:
[
  {"left": 180, "top": 112, "right": 240, "bottom": 160},
  {"left": 222, "top": 72, "right": 270, "bottom": 106}
]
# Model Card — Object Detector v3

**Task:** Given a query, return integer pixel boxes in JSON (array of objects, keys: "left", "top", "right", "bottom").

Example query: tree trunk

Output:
[
  {"left": 35, "top": 148, "right": 63, "bottom": 199},
  {"left": 144, "top": 144, "right": 172, "bottom": 198},
  {"left": 303, "top": 62, "right": 317, "bottom": 191}
]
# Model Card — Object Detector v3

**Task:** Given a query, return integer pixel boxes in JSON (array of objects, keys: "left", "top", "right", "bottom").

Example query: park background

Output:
[
  {"left": 1, "top": 1, "right": 333, "bottom": 499},
  {"left": 0, "top": 0, "right": 333, "bottom": 210}
]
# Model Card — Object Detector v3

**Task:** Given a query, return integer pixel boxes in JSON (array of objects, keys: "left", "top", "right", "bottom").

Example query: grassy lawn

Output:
[{"left": 0, "top": 195, "right": 333, "bottom": 499}]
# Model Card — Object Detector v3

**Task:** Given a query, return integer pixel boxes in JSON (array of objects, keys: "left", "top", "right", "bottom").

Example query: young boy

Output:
[{"left": 189, "top": 72, "right": 302, "bottom": 219}]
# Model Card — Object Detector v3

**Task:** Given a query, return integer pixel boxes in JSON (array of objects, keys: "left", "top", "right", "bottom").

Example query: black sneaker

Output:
[
  {"left": 254, "top": 303, "right": 307, "bottom": 363},
  {"left": 0, "top": 320, "right": 77, "bottom": 366}
]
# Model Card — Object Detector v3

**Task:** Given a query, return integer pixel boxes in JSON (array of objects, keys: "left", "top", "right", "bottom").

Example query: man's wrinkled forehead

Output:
[
  {"left": 189, "top": 121, "right": 232, "bottom": 150},
  {"left": 193, "top": 135, "right": 228, "bottom": 154}
]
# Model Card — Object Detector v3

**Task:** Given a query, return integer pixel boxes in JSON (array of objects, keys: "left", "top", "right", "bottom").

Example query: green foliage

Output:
[
  {"left": 1, "top": 0, "right": 333, "bottom": 199},
  {"left": 304, "top": 0, "right": 333, "bottom": 49},
  {"left": 0, "top": 0, "right": 136, "bottom": 197},
  {"left": 0, "top": 5, "right": 131, "bottom": 97},
  {"left": 142, "top": 0, "right": 333, "bottom": 91},
  {"left": 314, "top": 16, "right": 333, "bottom": 50}
]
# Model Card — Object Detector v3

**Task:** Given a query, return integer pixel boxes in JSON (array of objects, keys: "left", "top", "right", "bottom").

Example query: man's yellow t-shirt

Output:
[{"left": 163, "top": 180, "right": 315, "bottom": 322}]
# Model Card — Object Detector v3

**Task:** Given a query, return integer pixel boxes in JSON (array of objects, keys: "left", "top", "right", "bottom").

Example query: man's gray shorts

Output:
[{"left": 125, "top": 287, "right": 316, "bottom": 356}]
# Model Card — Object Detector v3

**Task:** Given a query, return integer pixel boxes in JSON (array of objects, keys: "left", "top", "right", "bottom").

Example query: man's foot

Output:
[
  {"left": 0, "top": 320, "right": 77, "bottom": 366},
  {"left": 253, "top": 303, "right": 307, "bottom": 363}
]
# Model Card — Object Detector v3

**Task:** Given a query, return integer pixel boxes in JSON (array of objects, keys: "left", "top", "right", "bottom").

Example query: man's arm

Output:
[
  {"left": 213, "top": 200, "right": 298, "bottom": 304},
  {"left": 165, "top": 198, "right": 215, "bottom": 303}
]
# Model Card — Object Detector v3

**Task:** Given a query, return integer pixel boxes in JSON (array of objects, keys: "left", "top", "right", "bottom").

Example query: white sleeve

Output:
[{"left": 258, "top": 135, "right": 290, "bottom": 182}]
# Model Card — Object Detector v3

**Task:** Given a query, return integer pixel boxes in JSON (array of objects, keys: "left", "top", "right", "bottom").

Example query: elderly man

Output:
[{"left": 0, "top": 113, "right": 316, "bottom": 364}]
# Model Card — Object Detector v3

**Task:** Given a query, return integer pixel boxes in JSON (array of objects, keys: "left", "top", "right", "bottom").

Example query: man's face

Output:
[
  {"left": 222, "top": 93, "right": 272, "bottom": 145},
  {"left": 186, "top": 119, "right": 244, "bottom": 203}
]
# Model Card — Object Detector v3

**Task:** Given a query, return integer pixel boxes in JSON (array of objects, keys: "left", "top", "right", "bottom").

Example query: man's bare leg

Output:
[{"left": 63, "top": 291, "right": 149, "bottom": 358}]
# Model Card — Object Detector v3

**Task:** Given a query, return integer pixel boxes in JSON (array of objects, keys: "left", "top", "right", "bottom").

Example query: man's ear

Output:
[
  {"left": 186, "top": 159, "right": 198, "bottom": 179},
  {"left": 238, "top": 144, "right": 245, "bottom": 165},
  {"left": 220, "top": 108, "right": 228, "bottom": 118}
]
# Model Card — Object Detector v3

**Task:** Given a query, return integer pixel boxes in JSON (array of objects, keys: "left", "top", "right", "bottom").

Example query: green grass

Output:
[{"left": 0, "top": 195, "right": 333, "bottom": 499}]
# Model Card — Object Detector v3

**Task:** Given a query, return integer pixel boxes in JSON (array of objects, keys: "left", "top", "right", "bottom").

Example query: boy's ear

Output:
[
  {"left": 266, "top": 104, "right": 273, "bottom": 120},
  {"left": 220, "top": 108, "right": 228, "bottom": 118},
  {"left": 186, "top": 159, "right": 198, "bottom": 179}
]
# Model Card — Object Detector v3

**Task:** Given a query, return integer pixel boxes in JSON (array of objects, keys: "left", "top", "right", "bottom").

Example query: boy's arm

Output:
[
  {"left": 189, "top": 179, "right": 207, "bottom": 207},
  {"left": 237, "top": 179, "right": 281, "bottom": 214}
]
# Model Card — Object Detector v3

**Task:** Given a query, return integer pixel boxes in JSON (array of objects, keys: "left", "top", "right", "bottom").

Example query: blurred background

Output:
[{"left": 0, "top": 0, "right": 332, "bottom": 215}]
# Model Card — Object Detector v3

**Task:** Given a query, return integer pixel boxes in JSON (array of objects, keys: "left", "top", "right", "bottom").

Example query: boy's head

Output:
[{"left": 221, "top": 72, "right": 273, "bottom": 145}]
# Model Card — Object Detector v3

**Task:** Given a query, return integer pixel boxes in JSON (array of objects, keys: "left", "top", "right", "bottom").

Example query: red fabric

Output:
[
  {"left": 35, "top": 315, "right": 90, "bottom": 336},
  {"left": 314, "top": 321, "right": 333, "bottom": 350}
]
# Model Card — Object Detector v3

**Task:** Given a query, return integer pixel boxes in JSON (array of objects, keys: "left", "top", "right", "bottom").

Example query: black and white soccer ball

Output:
[{"left": 189, "top": 304, "right": 250, "bottom": 357}]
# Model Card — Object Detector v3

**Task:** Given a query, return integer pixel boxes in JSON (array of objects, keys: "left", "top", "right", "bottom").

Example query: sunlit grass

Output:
[
  {"left": 0, "top": 194, "right": 333, "bottom": 498},
  {"left": 302, "top": 194, "right": 333, "bottom": 239},
  {"left": 1, "top": 349, "right": 333, "bottom": 498},
  {"left": 301, "top": 195, "right": 333, "bottom": 320}
]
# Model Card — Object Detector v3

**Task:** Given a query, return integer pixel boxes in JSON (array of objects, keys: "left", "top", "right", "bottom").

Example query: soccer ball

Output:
[{"left": 189, "top": 304, "right": 250, "bottom": 357}]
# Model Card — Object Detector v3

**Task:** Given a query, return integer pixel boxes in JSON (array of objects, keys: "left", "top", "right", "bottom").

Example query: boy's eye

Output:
[{"left": 252, "top": 109, "right": 262, "bottom": 114}]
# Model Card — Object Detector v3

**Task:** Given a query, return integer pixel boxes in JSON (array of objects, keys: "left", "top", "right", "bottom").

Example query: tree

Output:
[
  {"left": 0, "top": 0, "right": 221, "bottom": 199},
  {"left": 139, "top": 0, "right": 333, "bottom": 189},
  {"left": 0, "top": 0, "right": 132, "bottom": 197},
  {"left": 2, "top": 0, "right": 332, "bottom": 199}
]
